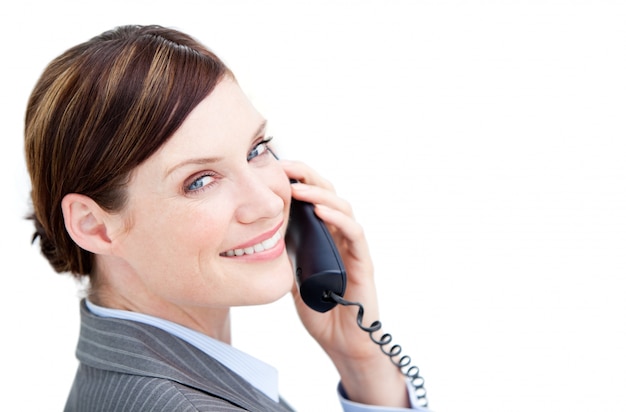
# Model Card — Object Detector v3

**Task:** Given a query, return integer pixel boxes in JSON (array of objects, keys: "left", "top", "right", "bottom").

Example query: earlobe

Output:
[{"left": 61, "top": 193, "right": 113, "bottom": 254}]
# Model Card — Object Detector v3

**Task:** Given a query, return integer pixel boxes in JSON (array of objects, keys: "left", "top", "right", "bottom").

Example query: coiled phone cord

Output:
[{"left": 327, "top": 291, "right": 428, "bottom": 408}]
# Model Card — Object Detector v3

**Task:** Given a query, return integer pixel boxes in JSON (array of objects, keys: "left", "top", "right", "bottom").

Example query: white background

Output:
[{"left": 2, "top": 1, "right": 625, "bottom": 411}]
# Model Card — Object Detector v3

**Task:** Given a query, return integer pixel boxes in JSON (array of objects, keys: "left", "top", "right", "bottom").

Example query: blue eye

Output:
[
  {"left": 185, "top": 173, "right": 215, "bottom": 193},
  {"left": 247, "top": 137, "right": 273, "bottom": 161}
]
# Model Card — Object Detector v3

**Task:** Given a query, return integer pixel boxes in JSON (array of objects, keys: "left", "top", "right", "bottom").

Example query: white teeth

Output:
[
  {"left": 223, "top": 231, "right": 281, "bottom": 257},
  {"left": 261, "top": 235, "right": 277, "bottom": 249}
]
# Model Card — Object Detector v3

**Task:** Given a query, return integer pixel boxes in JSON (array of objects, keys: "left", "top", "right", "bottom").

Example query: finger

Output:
[
  {"left": 291, "top": 183, "right": 353, "bottom": 218},
  {"left": 314, "top": 204, "right": 367, "bottom": 252},
  {"left": 280, "top": 160, "right": 335, "bottom": 192}
]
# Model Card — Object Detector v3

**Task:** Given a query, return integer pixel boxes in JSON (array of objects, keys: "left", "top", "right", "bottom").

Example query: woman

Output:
[{"left": 24, "top": 25, "right": 428, "bottom": 411}]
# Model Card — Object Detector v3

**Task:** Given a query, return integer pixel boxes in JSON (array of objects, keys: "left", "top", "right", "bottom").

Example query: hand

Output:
[{"left": 281, "top": 160, "right": 410, "bottom": 408}]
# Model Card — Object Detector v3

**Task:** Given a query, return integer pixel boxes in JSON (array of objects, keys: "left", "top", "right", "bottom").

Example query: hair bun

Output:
[{"left": 30, "top": 214, "right": 69, "bottom": 273}]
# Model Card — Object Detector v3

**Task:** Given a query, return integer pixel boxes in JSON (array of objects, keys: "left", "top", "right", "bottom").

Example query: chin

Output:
[{"left": 252, "top": 264, "right": 295, "bottom": 305}]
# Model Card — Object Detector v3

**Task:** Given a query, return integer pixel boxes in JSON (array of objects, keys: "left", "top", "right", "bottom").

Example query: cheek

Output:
[
  {"left": 119, "top": 201, "right": 227, "bottom": 269},
  {"left": 272, "top": 167, "right": 292, "bottom": 210},
  {"left": 163, "top": 204, "right": 227, "bottom": 250},
  {"left": 116, "top": 204, "right": 231, "bottom": 302}
]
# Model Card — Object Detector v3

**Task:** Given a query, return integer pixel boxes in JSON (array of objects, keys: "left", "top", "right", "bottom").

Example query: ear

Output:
[{"left": 61, "top": 193, "right": 116, "bottom": 255}]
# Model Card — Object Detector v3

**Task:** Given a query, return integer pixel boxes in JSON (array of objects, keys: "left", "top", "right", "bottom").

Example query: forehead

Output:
[
  {"left": 155, "top": 78, "right": 264, "bottom": 163},
  {"left": 172, "top": 77, "right": 261, "bottom": 145}
]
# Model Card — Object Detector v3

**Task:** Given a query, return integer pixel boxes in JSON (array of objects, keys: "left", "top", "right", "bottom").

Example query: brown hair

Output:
[{"left": 24, "top": 25, "right": 231, "bottom": 277}]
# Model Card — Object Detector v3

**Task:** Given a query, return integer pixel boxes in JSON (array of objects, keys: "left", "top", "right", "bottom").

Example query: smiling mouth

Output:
[{"left": 220, "top": 230, "right": 282, "bottom": 257}]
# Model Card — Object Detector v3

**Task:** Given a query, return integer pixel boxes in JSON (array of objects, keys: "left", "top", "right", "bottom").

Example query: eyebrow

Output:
[{"left": 164, "top": 120, "right": 267, "bottom": 178}]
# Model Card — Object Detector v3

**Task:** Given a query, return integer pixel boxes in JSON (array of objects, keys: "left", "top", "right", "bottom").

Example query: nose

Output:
[{"left": 234, "top": 170, "right": 286, "bottom": 224}]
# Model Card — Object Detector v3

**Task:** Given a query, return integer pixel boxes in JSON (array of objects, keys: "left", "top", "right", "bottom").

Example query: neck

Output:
[
  {"left": 92, "top": 289, "right": 233, "bottom": 343},
  {"left": 89, "top": 266, "right": 232, "bottom": 344}
]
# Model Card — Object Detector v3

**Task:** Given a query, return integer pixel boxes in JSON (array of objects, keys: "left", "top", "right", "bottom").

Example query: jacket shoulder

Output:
[{"left": 65, "top": 364, "right": 246, "bottom": 412}]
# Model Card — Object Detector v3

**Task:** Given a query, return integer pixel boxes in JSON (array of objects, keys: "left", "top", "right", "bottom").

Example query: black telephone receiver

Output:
[{"left": 285, "top": 187, "right": 347, "bottom": 313}]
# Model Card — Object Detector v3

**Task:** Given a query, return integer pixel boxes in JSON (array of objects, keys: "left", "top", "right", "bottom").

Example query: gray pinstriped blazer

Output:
[{"left": 64, "top": 300, "right": 295, "bottom": 411}]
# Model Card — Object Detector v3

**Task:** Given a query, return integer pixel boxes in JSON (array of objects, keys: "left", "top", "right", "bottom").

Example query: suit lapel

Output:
[{"left": 75, "top": 300, "right": 293, "bottom": 412}]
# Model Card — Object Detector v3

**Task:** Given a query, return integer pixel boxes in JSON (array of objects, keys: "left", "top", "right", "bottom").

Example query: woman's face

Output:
[{"left": 106, "top": 78, "right": 294, "bottom": 311}]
